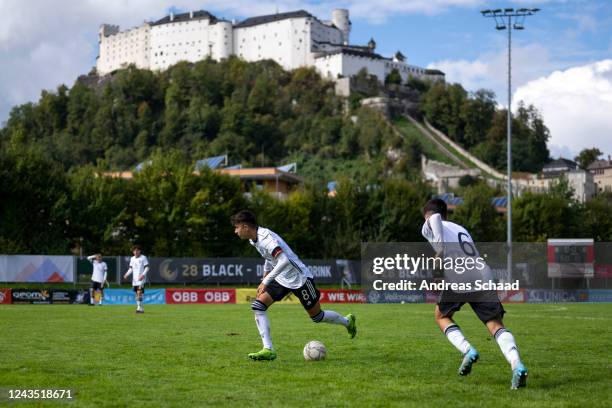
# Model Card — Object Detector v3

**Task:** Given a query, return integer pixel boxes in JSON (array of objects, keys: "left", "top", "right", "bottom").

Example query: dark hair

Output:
[
  {"left": 422, "top": 198, "right": 447, "bottom": 219},
  {"left": 231, "top": 210, "right": 258, "bottom": 227},
  {"left": 132, "top": 244, "right": 142, "bottom": 251}
]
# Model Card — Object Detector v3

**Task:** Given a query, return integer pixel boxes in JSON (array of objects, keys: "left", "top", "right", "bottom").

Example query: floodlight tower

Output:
[{"left": 481, "top": 7, "right": 540, "bottom": 279}]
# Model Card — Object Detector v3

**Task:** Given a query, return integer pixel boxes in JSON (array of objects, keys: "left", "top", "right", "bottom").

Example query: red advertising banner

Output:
[
  {"left": 0, "top": 288, "right": 11, "bottom": 304},
  {"left": 497, "top": 289, "right": 526, "bottom": 303},
  {"left": 319, "top": 289, "right": 366, "bottom": 303},
  {"left": 166, "top": 288, "right": 236, "bottom": 304},
  {"left": 595, "top": 264, "right": 612, "bottom": 278}
]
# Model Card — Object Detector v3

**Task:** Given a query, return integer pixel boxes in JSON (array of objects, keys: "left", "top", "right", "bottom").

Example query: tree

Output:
[
  {"left": 0, "top": 146, "right": 71, "bottom": 253},
  {"left": 452, "top": 184, "right": 504, "bottom": 241},
  {"left": 513, "top": 192, "right": 578, "bottom": 241},
  {"left": 461, "top": 89, "right": 496, "bottom": 149},
  {"left": 384, "top": 69, "right": 402, "bottom": 86},
  {"left": 581, "top": 193, "right": 612, "bottom": 240},
  {"left": 575, "top": 147, "right": 603, "bottom": 169},
  {"left": 405, "top": 76, "right": 429, "bottom": 93},
  {"left": 421, "top": 82, "right": 468, "bottom": 143}
]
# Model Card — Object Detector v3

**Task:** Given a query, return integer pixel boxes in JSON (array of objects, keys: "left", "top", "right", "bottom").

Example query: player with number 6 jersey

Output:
[
  {"left": 231, "top": 210, "right": 357, "bottom": 361},
  {"left": 421, "top": 198, "right": 528, "bottom": 389}
]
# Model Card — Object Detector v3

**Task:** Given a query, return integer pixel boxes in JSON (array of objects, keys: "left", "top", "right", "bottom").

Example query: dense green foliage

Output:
[
  {"left": 421, "top": 82, "right": 550, "bottom": 173},
  {"left": 0, "top": 58, "right": 410, "bottom": 181},
  {"left": 0, "top": 144, "right": 436, "bottom": 257},
  {"left": 1, "top": 304, "right": 611, "bottom": 407}
]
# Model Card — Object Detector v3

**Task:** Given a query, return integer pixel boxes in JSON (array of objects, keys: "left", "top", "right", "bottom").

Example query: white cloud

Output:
[
  {"left": 429, "top": 53, "right": 612, "bottom": 157},
  {"left": 514, "top": 60, "right": 612, "bottom": 158},
  {"left": 428, "top": 43, "right": 557, "bottom": 102}
]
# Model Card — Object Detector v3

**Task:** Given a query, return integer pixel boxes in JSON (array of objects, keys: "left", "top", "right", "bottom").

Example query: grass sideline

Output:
[{"left": 1, "top": 303, "right": 611, "bottom": 407}]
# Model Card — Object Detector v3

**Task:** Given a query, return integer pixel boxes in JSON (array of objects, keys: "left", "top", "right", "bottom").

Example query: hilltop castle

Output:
[{"left": 97, "top": 9, "right": 444, "bottom": 85}]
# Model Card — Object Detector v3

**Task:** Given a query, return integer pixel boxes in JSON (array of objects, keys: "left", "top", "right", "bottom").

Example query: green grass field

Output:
[{"left": 1, "top": 304, "right": 611, "bottom": 407}]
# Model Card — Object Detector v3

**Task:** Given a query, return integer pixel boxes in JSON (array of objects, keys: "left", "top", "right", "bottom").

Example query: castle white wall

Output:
[
  {"left": 97, "top": 24, "right": 150, "bottom": 74},
  {"left": 314, "top": 52, "right": 441, "bottom": 84},
  {"left": 150, "top": 18, "right": 213, "bottom": 71},
  {"left": 234, "top": 18, "right": 311, "bottom": 71},
  {"left": 314, "top": 53, "right": 385, "bottom": 81},
  {"left": 313, "top": 53, "right": 345, "bottom": 80}
]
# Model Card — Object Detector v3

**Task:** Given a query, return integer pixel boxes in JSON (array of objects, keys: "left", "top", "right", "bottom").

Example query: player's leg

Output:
[
  {"left": 297, "top": 279, "right": 356, "bottom": 338},
  {"left": 485, "top": 317, "right": 527, "bottom": 389},
  {"left": 133, "top": 285, "right": 144, "bottom": 313},
  {"left": 436, "top": 302, "right": 479, "bottom": 376},
  {"left": 248, "top": 282, "right": 285, "bottom": 361},
  {"left": 99, "top": 287, "right": 104, "bottom": 305},
  {"left": 89, "top": 282, "right": 96, "bottom": 305},
  {"left": 471, "top": 298, "right": 527, "bottom": 389}
]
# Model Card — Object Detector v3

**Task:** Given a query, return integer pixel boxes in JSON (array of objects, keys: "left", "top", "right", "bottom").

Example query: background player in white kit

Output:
[
  {"left": 87, "top": 253, "right": 107, "bottom": 305},
  {"left": 123, "top": 245, "right": 149, "bottom": 314},
  {"left": 231, "top": 210, "right": 357, "bottom": 361},
  {"left": 421, "top": 198, "right": 528, "bottom": 389}
]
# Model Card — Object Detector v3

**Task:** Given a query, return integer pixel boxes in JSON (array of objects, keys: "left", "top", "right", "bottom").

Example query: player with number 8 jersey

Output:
[
  {"left": 231, "top": 210, "right": 357, "bottom": 361},
  {"left": 421, "top": 198, "right": 528, "bottom": 389}
]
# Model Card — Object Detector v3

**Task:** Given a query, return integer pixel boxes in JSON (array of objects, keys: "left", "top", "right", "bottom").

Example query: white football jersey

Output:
[
  {"left": 421, "top": 213, "right": 492, "bottom": 290},
  {"left": 250, "top": 227, "right": 312, "bottom": 289},
  {"left": 88, "top": 256, "right": 108, "bottom": 283},
  {"left": 128, "top": 255, "right": 149, "bottom": 286}
]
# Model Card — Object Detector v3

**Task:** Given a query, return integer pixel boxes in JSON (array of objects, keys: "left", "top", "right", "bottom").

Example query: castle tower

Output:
[
  {"left": 331, "top": 9, "right": 350, "bottom": 45},
  {"left": 213, "top": 20, "right": 233, "bottom": 59}
]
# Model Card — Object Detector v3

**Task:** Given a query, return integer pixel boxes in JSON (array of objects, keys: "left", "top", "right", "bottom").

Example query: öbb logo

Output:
[
  {"left": 170, "top": 290, "right": 231, "bottom": 303},
  {"left": 172, "top": 291, "right": 199, "bottom": 303}
]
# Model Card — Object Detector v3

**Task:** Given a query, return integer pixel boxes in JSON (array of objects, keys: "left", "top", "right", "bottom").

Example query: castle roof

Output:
[
  {"left": 315, "top": 47, "right": 385, "bottom": 60},
  {"left": 587, "top": 159, "right": 612, "bottom": 170},
  {"left": 151, "top": 10, "right": 218, "bottom": 26},
  {"left": 544, "top": 158, "right": 578, "bottom": 170},
  {"left": 425, "top": 69, "right": 445, "bottom": 76},
  {"left": 235, "top": 10, "right": 312, "bottom": 28}
]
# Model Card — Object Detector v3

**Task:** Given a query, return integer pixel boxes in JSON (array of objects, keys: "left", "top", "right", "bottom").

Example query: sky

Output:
[{"left": 1, "top": 0, "right": 610, "bottom": 159}]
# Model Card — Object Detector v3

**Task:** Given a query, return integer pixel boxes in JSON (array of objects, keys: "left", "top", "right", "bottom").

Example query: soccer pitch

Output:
[{"left": 1, "top": 304, "right": 611, "bottom": 407}]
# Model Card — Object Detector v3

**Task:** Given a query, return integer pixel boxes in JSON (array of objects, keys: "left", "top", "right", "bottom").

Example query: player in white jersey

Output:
[
  {"left": 123, "top": 245, "right": 149, "bottom": 314},
  {"left": 231, "top": 210, "right": 356, "bottom": 361},
  {"left": 87, "top": 253, "right": 108, "bottom": 305},
  {"left": 421, "top": 198, "right": 528, "bottom": 389}
]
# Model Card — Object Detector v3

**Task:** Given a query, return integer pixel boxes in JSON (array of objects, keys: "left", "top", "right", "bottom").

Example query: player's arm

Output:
[
  {"left": 87, "top": 255, "right": 96, "bottom": 263},
  {"left": 139, "top": 258, "right": 150, "bottom": 281},
  {"left": 428, "top": 213, "right": 445, "bottom": 257},
  {"left": 103, "top": 263, "right": 108, "bottom": 285},
  {"left": 123, "top": 264, "right": 133, "bottom": 279},
  {"left": 261, "top": 249, "right": 290, "bottom": 287},
  {"left": 263, "top": 259, "right": 273, "bottom": 278}
]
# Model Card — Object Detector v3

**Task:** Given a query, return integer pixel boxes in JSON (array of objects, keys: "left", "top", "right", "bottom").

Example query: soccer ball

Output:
[{"left": 303, "top": 340, "right": 326, "bottom": 361}]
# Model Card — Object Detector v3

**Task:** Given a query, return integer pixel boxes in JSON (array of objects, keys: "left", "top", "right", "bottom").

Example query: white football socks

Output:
[
  {"left": 495, "top": 328, "right": 521, "bottom": 369},
  {"left": 444, "top": 324, "right": 472, "bottom": 355},
  {"left": 254, "top": 310, "right": 273, "bottom": 349},
  {"left": 322, "top": 310, "right": 349, "bottom": 326}
]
